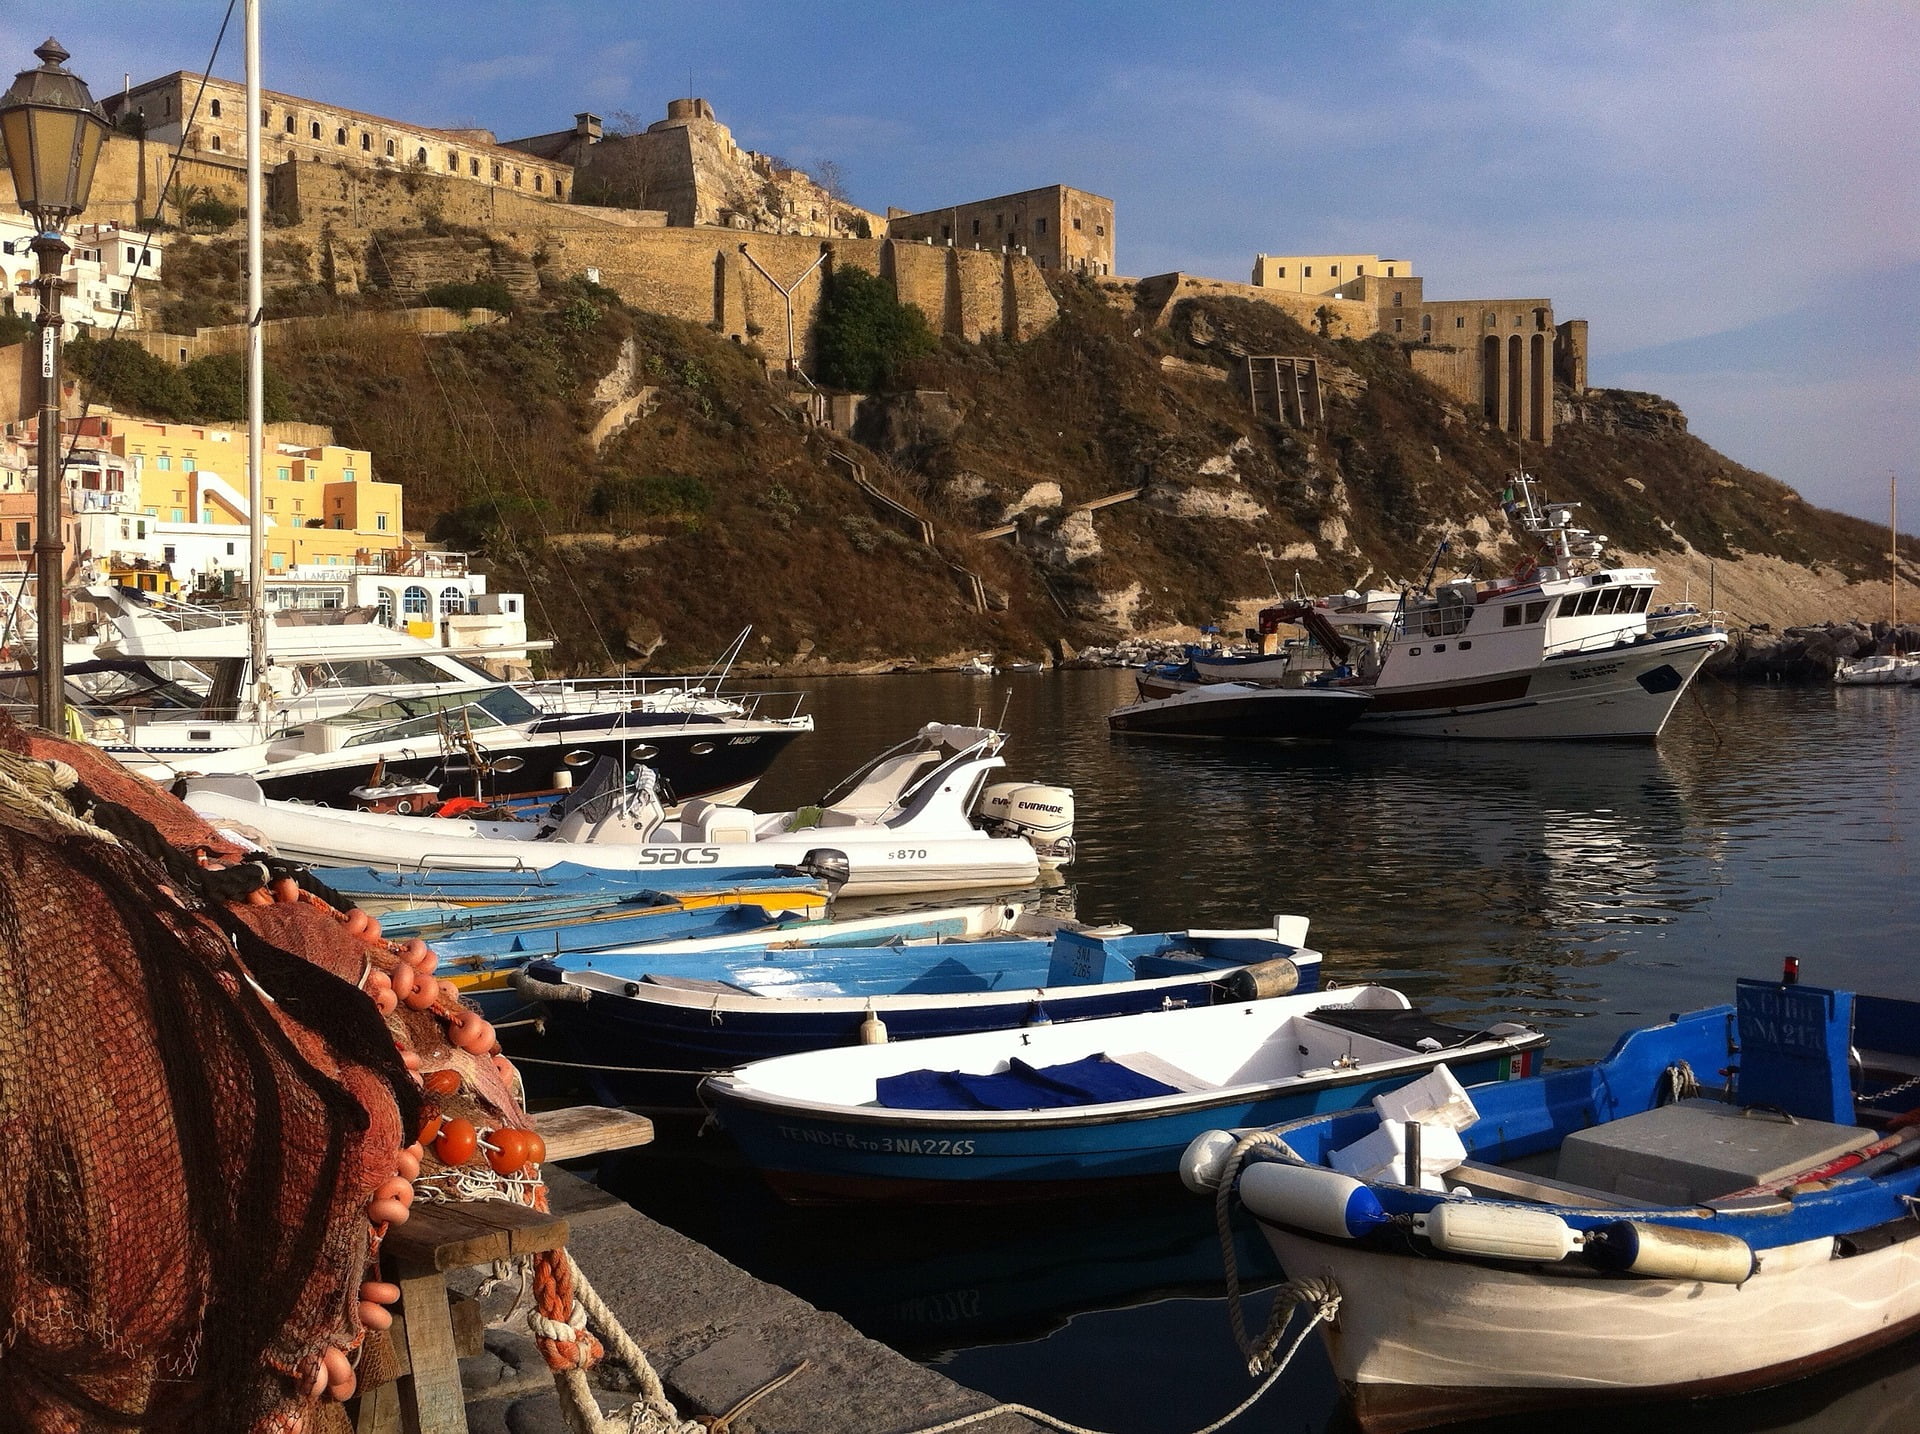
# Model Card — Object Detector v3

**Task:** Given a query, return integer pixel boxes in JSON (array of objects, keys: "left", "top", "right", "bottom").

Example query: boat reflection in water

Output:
[{"left": 596, "top": 1135, "right": 1278, "bottom": 1358}]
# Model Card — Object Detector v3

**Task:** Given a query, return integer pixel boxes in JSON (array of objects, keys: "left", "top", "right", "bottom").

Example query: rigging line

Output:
[
  {"left": 53, "top": 1, "right": 239, "bottom": 555},
  {"left": 416, "top": 321, "right": 618, "bottom": 671}
]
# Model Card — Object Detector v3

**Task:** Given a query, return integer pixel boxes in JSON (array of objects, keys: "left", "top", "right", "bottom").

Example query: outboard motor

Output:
[
  {"left": 977, "top": 782, "right": 1076, "bottom": 867},
  {"left": 788, "top": 847, "right": 851, "bottom": 894}
]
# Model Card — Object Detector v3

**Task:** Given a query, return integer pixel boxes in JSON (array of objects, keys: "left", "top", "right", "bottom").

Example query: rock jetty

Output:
[{"left": 1706, "top": 620, "right": 1920, "bottom": 682}]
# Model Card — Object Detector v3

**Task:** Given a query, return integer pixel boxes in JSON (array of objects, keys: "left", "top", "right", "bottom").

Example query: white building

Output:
[{"left": 0, "top": 220, "right": 166, "bottom": 338}]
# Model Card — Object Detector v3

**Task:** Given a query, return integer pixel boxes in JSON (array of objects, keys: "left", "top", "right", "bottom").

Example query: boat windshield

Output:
[{"left": 326, "top": 684, "right": 540, "bottom": 744}]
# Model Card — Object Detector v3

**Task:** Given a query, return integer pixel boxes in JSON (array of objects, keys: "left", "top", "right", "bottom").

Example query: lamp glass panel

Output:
[
  {"left": 72, "top": 115, "right": 103, "bottom": 207},
  {"left": 29, "top": 109, "right": 86, "bottom": 212},
  {"left": 0, "top": 108, "right": 36, "bottom": 202}
]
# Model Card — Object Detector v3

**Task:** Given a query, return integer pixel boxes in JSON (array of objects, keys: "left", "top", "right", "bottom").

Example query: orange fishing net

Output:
[{"left": 0, "top": 720, "right": 549, "bottom": 1432}]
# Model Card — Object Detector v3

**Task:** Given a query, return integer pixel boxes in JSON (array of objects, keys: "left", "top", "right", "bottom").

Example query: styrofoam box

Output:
[
  {"left": 1371, "top": 1065, "right": 1477, "bottom": 1133},
  {"left": 1329, "top": 1118, "right": 1467, "bottom": 1188}
]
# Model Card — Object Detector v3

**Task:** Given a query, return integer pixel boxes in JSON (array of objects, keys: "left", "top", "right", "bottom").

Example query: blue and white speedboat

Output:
[
  {"left": 1191, "top": 977, "right": 1920, "bottom": 1432},
  {"left": 701, "top": 981, "right": 1545, "bottom": 1203}
]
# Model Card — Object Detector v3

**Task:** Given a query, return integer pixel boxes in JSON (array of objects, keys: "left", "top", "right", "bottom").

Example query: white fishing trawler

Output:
[{"left": 1140, "top": 476, "right": 1727, "bottom": 741}]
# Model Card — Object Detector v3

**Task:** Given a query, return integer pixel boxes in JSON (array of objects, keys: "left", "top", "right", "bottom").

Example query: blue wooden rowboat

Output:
[
  {"left": 518, "top": 919, "right": 1327, "bottom": 1112},
  {"left": 1191, "top": 978, "right": 1920, "bottom": 1433},
  {"left": 697, "top": 981, "right": 1546, "bottom": 1202},
  {"left": 439, "top": 897, "right": 1049, "bottom": 1023}
]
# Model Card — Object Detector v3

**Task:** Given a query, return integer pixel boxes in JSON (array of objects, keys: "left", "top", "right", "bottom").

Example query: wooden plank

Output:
[
  {"left": 386, "top": 1199, "right": 568, "bottom": 1273},
  {"left": 393, "top": 1269, "right": 468, "bottom": 1434},
  {"left": 533, "top": 1105, "right": 655, "bottom": 1161},
  {"left": 353, "top": 1370, "right": 406, "bottom": 1432}
]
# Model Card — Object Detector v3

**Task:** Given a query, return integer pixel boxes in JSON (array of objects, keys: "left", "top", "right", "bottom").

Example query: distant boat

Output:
[
  {"left": 702, "top": 982, "right": 1544, "bottom": 1203},
  {"left": 1108, "top": 680, "right": 1372, "bottom": 740},
  {"left": 957, "top": 653, "right": 998, "bottom": 676},
  {"left": 1195, "top": 977, "right": 1920, "bottom": 1432},
  {"left": 1834, "top": 653, "right": 1920, "bottom": 686}
]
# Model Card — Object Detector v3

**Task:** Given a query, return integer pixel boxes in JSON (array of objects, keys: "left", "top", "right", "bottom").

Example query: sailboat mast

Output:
[
  {"left": 1893, "top": 471, "right": 1899, "bottom": 629},
  {"left": 244, "top": 0, "right": 268, "bottom": 715}
]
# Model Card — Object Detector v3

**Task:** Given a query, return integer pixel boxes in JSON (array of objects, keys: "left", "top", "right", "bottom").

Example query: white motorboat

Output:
[
  {"left": 183, "top": 722, "right": 1075, "bottom": 897},
  {"left": 1142, "top": 476, "right": 1726, "bottom": 741},
  {"left": 1834, "top": 653, "right": 1920, "bottom": 686}
]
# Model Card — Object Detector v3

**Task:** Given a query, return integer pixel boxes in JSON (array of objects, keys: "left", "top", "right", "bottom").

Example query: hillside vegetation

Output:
[{"left": 75, "top": 255, "right": 1914, "bottom": 672}]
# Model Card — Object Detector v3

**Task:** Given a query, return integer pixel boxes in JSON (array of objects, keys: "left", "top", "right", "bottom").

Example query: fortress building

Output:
[
  {"left": 887, "top": 186, "right": 1115, "bottom": 275},
  {"left": 106, "top": 73, "right": 574, "bottom": 202},
  {"left": 550, "top": 99, "right": 883, "bottom": 239},
  {"left": 1251, "top": 252, "right": 1585, "bottom": 445}
]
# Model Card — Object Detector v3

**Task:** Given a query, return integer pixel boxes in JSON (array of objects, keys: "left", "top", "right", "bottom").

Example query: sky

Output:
[{"left": 4, "top": 1, "right": 1914, "bottom": 525}]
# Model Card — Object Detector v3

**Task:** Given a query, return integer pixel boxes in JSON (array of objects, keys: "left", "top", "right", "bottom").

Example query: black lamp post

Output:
[{"left": 0, "top": 37, "right": 110, "bottom": 730}]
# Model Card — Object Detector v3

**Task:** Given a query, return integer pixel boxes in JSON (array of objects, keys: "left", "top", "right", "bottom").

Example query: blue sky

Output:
[{"left": 5, "top": 1, "right": 1914, "bottom": 525}]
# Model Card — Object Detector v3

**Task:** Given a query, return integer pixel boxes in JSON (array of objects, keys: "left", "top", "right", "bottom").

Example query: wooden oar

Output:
[{"left": 1716, "top": 1123, "right": 1920, "bottom": 1201}]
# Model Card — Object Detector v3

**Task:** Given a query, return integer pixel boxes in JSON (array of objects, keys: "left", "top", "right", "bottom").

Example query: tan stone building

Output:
[
  {"left": 888, "top": 186, "right": 1115, "bottom": 276},
  {"left": 104, "top": 73, "right": 574, "bottom": 201},
  {"left": 1250, "top": 252, "right": 1413, "bottom": 294},
  {"left": 559, "top": 99, "right": 882, "bottom": 239}
]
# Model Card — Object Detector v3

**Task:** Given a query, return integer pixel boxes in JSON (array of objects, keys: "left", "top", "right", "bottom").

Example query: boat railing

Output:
[
  {"left": 522, "top": 679, "right": 810, "bottom": 724},
  {"left": 1645, "top": 606, "right": 1727, "bottom": 640}
]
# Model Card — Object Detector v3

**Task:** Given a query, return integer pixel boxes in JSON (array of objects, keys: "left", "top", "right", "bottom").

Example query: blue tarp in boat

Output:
[{"left": 876, "top": 1055, "right": 1181, "bottom": 1111}]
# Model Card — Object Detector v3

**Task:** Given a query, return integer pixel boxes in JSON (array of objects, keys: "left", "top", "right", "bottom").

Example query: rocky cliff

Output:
[{"left": 123, "top": 263, "right": 1920, "bottom": 674}]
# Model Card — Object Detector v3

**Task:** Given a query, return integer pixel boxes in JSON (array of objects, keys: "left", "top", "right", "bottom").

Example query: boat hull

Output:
[
  {"left": 1351, "top": 628, "right": 1724, "bottom": 740},
  {"left": 537, "top": 956, "right": 1321, "bottom": 1112},
  {"left": 1108, "top": 686, "right": 1371, "bottom": 740},
  {"left": 709, "top": 1046, "right": 1527, "bottom": 1205},
  {"left": 1260, "top": 1225, "right": 1920, "bottom": 1433},
  {"left": 248, "top": 718, "right": 804, "bottom": 808}
]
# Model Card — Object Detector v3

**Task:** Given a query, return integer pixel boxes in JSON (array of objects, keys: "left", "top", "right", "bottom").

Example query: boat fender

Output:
[
  {"left": 1229, "top": 958, "right": 1300, "bottom": 1002},
  {"left": 1180, "top": 1129, "right": 1241, "bottom": 1194},
  {"left": 858, "top": 1003, "right": 888, "bottom": 1045},
  {"left": 1415, "top": 1202, "right": 1582, "bottom": 1263},
  {"left": 1583, "top": 1221, "right": 1757, "bottom": 1285},
  {"left": 1239, "top": 1161, "right": 1393, "bottom": 1241}
]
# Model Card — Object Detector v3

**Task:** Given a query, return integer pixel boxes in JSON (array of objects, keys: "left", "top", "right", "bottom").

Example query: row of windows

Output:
[
  {"left": 1272, "top": 263, "right": 1400, "bottom": 280},
  {"left": 1558, "top": 585, "right": 1651, "bottom": 618},
  {"left": 195, "top": 95, "right": 558, "bottom": 194}
]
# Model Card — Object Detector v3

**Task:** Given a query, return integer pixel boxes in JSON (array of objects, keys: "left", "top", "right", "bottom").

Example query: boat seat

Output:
[
  {"left": 687, "top": 804, "right": 756, "bottom": 844},
  {"left": 1449, "top": 1159, "right": 1662, "bottom": 1210},
  {"left": 639, "top": 974, "right": 762, "bottom": 996}
]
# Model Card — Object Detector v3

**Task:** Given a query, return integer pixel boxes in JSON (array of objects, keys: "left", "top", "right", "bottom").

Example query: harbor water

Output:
[{"left": 595, "top": 671, "right": 1920, "bottom": 1433}]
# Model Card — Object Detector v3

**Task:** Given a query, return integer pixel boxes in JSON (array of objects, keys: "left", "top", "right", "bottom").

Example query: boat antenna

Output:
[
  {"left": 1418, "top": 538, "right": 1451, "bottom": 593},
  {"left": 995, "top": 689, "right": 1012, "bottom": 732},
  {"left": 700, "top": 625, "right": 750, "bottom": 689},
  {"left": 1256, "top": 543, "right": 1282, "bottom": 599}
]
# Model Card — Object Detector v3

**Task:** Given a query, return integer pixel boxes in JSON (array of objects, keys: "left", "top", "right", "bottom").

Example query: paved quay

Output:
[{"left": 458, "top": 1165, "right": 1045, "bottom": 1434}]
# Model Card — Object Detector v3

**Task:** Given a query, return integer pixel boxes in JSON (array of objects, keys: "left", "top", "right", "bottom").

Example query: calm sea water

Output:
[{"left": 594, "top": 672, "right": 1920, "bottom": 1434}]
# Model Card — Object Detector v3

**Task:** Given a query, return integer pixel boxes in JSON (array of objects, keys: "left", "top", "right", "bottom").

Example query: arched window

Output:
[
  {"left": 534, "top": 174, "right": 544, "bottom": 192},
  {"left": 470, "top": 157, "right": 480, "bottom": 176},
  {"left": 402, "top": 585, "right": 431, "bottom": 618},
  {"left": 335, "top": 127, "right": 347, "bottom": 145},
  {"left": 209, "top": 98, "right": 222, "bottom": 118},
  {"left": 415, "top": 147, "right": 427, "bottom": 164},
  {"left": 311, "top": 120, "right": 322, "bottom": 139},
  {"left": 447, "top": 151, "right": 458, "bottom": 171},
  {"left": 385, "top": 138, "right": 395, "bottom": 157},
  {"left": 439, "top": 586, "right": 467, "bottom": 616}
]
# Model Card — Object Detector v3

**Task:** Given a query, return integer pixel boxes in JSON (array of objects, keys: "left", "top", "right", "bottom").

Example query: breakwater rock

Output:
[{"left": 1705, "top": 620, "right": 1920, "bottom": 682}]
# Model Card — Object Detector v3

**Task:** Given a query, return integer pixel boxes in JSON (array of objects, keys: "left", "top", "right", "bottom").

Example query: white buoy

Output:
[
  {"left": 858, "top": 1003, "right": 888, "bottom": 1045},
  {"left": 1239, "top": 1161, "right": 1393, "bottom": 1240},
  {"left": 1415, "top": 1202, "right": 1582, "bottom": 1263},
  {"left": 1178, "top": 1129, "right": 1241, "bottom": 1193}
]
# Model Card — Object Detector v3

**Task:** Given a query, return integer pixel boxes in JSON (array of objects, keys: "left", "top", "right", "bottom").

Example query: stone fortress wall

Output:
[{"left": 1, "top": 62, "right": 1586, "bottom": 428}]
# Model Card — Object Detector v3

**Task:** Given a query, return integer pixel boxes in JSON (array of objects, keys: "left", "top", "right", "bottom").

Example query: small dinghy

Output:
[
  {"left": 1188, "top": 974, "right": 1920, "bottom": 1432},
  {"left": 521, "top": 917, "right": 1322, "bottom": 1111},
  {"left": 183, "top": 723, "right": 1075, "bottom": 897},
  {"left": 1834, "top": 653, "right": 1920, "bottom": 686},
  {"left": 701, "top": 983, "right": 1545, "bottom": 1203}
]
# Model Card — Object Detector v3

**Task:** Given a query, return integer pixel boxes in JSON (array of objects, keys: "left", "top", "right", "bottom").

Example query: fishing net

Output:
[{"left": 0, "top": 718, "right": 544, "bottom": 1432}]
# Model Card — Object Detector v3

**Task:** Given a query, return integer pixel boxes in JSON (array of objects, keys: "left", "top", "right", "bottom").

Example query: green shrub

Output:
[
  {"left": 65, "top": 335, "right": 293, "bottom": 423},
  {"left": 184, "top": 196, "right": 242, "bottom": 232},
  {"left": 422, "top": 280, "right": 514, "bottom": 315},
  {"left": 180, "top": 352, "right": 294, "bottom": 422},
  {"left": 813, "top": 265, "right": 935, "bottom": 392},
  {"left": 0, "top": 313, "right": 32, "bottom": 347},
  {"left": 589, "top": 474, "right": 712, "bottom": 520}
]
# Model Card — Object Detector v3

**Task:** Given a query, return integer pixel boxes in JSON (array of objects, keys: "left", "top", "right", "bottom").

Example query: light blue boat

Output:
[
  {"left": 314, "top": 860, "right": 827, "bottom": 907},
  {"left": 699, "top": 981, "right": 1546, "bottom": 1202}
]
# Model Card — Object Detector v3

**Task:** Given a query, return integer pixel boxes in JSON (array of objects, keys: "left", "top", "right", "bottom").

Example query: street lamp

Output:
[{"left": 0, "top": 37, "right": 110, "bottom": 731}]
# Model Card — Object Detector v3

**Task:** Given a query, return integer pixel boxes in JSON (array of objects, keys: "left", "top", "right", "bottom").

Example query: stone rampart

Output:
[
  {"left": 129, "top": 306, "right": 487, "bottom": 365},
  {"left": 1409, "top": 344, "right": 1481, "bottom": 408},
  {"left": 1130, "top": 273, "right": 1374, "bottom": 338}
]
